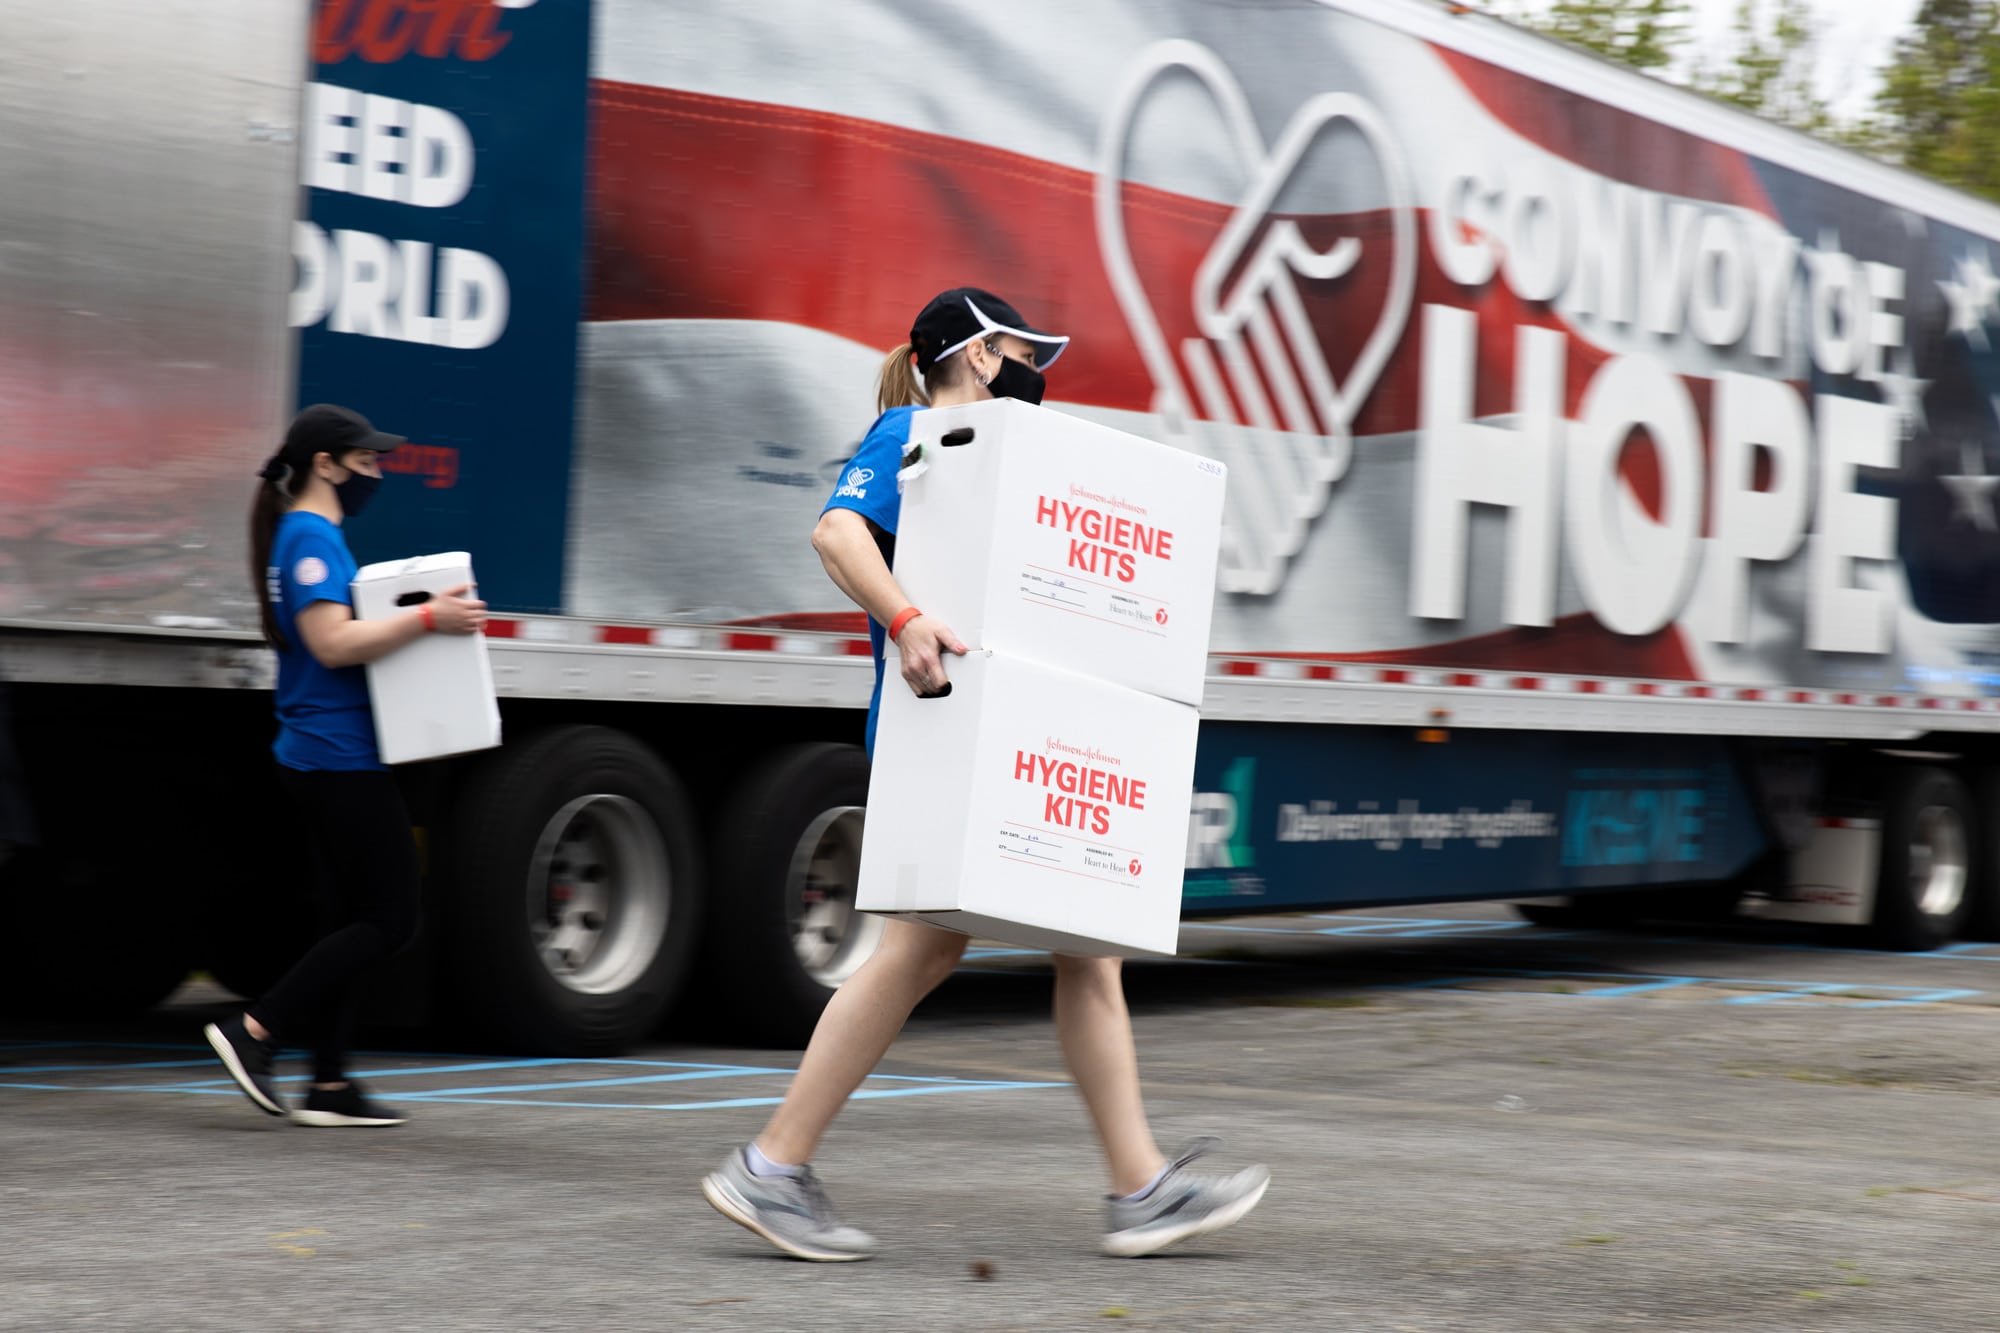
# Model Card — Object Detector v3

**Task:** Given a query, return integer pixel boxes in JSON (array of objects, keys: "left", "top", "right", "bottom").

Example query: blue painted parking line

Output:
[
  {"left": 1848, "top": 989, "right": 1985, "bottom": 1008},
  {"left": 0, "top": 1057, "right": 229, "bottom": 1077},
  {"left": 1578, "top": 977, "right": 1704, "bottom": 998},
  {"left": 1724, "top": 983, "right": 1856, "bottom": 1005},
  {"left": 1365, "top": 966, "right": 1986, "bottom": 1007},
  {"left": 402, "top": 1067, "right": 790, "bottom": 1099},
  {"left": 408, "top": 1072, "right": 1080, "bottom": 1104},
  {"left": 0, "top": 1049, "right": 1071, "bottom": 1113},
  {"left": 1185, "top": 920, "right": 1586, "bottom": 943},
  {"left": 1725, "top": 984, "right": 1987, "bottom": 1007},
  {"left": 1306, "top": 915, "right": 1538, "bottom": 938}
]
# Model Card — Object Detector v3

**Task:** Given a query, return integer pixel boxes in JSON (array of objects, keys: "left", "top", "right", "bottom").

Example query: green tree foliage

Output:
[
  {"left": 1512, "top": 0, "right": 1692, "bottom": 70},
  {"left": 1501, "top": 0, "right": 2000, "bottom": 202},
  {"left": 1872, "top": 0, "right": 2000, "bottom": 201},
  {"left": 1695, "top": 0, "right": 1829, "bottom": 133}
]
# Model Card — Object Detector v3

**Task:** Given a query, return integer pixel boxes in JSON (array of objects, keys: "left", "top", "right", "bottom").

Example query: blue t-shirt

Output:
[
  {"left": 268, "top": 511, "right": 382, "bottom": 771},
  {"left": 821, "top": 406, "right": 917, "bottom": 757}
]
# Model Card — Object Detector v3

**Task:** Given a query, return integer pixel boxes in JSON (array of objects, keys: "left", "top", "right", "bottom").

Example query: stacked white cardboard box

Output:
[{"left": 857, "top": 399, "right": 1227, "bottom": 957}]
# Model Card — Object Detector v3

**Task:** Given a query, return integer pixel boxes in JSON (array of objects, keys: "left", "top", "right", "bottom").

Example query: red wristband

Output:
[
  {"left": 419, "top": 603, "right": 436, "bottom": 633},
  {"left": 887, "top": 607, "right": 922, "bottom": 643}
]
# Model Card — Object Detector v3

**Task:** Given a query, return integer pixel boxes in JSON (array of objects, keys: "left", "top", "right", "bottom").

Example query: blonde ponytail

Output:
[{"left": 876, "top": 342, "right": 929, "bottom": 414}]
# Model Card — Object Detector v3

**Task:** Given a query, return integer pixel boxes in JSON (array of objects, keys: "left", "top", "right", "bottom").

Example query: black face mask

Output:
[
  {"left": 981, "top": 348, "right": 1047, "bottom": 405},
  {"left": 334, "top": 469, "right": 382, "bottom": 519}
]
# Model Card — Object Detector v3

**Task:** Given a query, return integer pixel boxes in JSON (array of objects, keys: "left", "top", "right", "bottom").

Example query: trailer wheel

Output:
[
  {"left": 1868, "top": 766, "right": 1972, "bottom": 951},
  {"left": 699, "top": 743, "right": 883, "bottom": 1047},
  {"left": 444, "top": 726, "right": 701, "bottom": 1054}
]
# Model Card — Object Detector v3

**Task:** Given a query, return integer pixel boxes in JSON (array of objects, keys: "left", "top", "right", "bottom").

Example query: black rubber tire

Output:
[
  {"left": 697, "top": 743, "right": 876, "bottom": 1048},
  {"left": 442, "top": 726, "right": 702, "bottom": 1054},
  {"left": 1868, "top": 765, "right": 1974, "bottom": 951},
  {"left": 1960, "top": 768, "right": 2000, "bottom": 942}
]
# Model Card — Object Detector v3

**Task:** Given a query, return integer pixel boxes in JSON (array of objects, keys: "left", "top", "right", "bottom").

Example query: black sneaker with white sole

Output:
[
  {"left": 291, "top": 1080, "right": 407, "bottom": 1127},
  {"left": 202, "top": 1016, "right": 285, "bottom": 1117}
]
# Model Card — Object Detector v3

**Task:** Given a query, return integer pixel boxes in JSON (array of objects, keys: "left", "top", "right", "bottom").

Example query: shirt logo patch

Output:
[
  {"left": 835, "top": 466, "right": 874, "bottom": 500},
  {"left": 294, "top": 556, "right": 330, "bottom": 587}
]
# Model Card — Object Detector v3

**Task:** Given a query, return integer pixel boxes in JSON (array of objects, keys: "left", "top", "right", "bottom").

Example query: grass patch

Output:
[
  {"left": 1797, "top": 1290, "right": 1826, "bottom": 1301},
  {"left": 1568, "top": 1234, "right": 1620, "bottom": 1246}
]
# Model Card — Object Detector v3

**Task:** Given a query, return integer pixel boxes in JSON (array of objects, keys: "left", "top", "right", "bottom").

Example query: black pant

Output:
[{"left": 249, "top": 767, "right": 420, "bottom": 1084}]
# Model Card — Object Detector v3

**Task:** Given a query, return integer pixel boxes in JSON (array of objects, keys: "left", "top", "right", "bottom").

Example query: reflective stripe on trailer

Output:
[
  {"left": 478, "top": 618, "right": 2000, "bottom": 721},
  {"left": 1196, "top": 655, "right": 2000, "bottom": 714}
]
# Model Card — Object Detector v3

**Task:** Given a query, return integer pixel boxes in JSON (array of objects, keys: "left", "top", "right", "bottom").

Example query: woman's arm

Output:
[
  {"left": 811, "top": 508, "right": 965, "bottom": 694},
  {"left": 295, "top": 584, "right": 487, "bottom": 670}
]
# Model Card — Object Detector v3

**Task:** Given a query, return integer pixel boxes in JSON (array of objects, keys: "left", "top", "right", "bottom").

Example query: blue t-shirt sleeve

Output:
[
  {"left": 281, "top": 525, "right": 355, "bottom": 612},
  {"left": 820, "top": 410, "right": 909, "bottom": 536}
]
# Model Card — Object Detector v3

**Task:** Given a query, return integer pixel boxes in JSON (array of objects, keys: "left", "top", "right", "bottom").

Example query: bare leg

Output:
[
  {"left": 756, "top": 919, "right": 968, "bottom": 1165},
  {"left": 1052, "top": 954, "right": 1166, "bottom": 1196}
]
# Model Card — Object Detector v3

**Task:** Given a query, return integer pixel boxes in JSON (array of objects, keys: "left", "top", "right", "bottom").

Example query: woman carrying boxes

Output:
[
  {"left": 203, "top": 405, "right": 486, "bottom": 1127},
  {"left": 700, "top": 289, "right": 1269, "bottom": 1261}
]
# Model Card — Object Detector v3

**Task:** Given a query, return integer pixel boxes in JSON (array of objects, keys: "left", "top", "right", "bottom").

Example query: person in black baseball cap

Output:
[
  {"left": 877, "top": 286, "right": 1069, "bottom": 413},
  {"left": 699, "top": 293, "right": 1269, "bottom": 1262},
  {"left": 205, "top": 405, "right": 486, "bottom": 1128}
]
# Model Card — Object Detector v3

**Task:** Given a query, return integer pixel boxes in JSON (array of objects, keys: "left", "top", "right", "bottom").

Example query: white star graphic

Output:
[
  {"left": 1867, "top": 349, "right": 1931, "bottom": 438},
  {"left": 1941, "top": 437, "right": 2000, "bottom": 532},
  {"left": 1938, "top": 251, "right": 1997, "bottom": 351},
  {"left": 1969, "top": 251, "right": 2000, "bottom": 311}
]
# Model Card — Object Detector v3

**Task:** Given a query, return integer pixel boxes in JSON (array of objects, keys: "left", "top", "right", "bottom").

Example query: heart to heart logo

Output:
[
  {"left": 1095, "top": 39, "right": 1417, "bottom": 597},
  {"left": 1154, "top": 607, "right": 1169, "bottom": 626},
  {"left": 1128, "top": 858, "right": 1143, "bottom": 877}
]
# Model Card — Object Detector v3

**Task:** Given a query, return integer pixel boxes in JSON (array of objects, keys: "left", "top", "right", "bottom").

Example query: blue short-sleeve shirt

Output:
[
  {"left": 820, "top": 406, "right": 917, "bottom": 757},
  {"left": 268, "top": 511, "right": 382, "bottom": 771}
]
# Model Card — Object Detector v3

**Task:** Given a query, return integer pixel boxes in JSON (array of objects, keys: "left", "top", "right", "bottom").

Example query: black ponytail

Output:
[{"left": 249, "top": 458, "right": 292, "bottom": 652}]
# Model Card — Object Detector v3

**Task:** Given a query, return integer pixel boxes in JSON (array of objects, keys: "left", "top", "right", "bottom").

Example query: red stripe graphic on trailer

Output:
[
  {"left": 586, "top": 81, "right": 1766, "bottom": 520},
  {"left": 1432, "top": 51, "right": 1779, "bottom": 220},
  {"left": 586, "top": 83, "right": 1624, "bottom": 433}
]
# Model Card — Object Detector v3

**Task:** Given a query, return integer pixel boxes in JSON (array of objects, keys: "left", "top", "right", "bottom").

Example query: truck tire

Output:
[
  {"left": 1868, "top": 766, "right": 1973, "bottom": 951},
  {"left": 443, "top": 726, "right": 701, "bottom": 1054},
  {"left": 698, "top": 743, "right": 884, "bottom": 1048},
  {"left": 1962, "top": 768, "right": 2000, "bottom": 942}
]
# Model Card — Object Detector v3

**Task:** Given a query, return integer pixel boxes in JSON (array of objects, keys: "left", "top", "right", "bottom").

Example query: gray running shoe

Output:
[
  {"left": 1103, "top": 1137, "right": 1271, "bottom": 1257},
  {"left": 701, "top": 1149, "right": 881, "bottom": 1262}
]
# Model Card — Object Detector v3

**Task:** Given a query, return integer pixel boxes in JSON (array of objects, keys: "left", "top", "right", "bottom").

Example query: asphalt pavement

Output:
[{"left": 6, "top": 904, "right": 1999, "bottom": 1332}]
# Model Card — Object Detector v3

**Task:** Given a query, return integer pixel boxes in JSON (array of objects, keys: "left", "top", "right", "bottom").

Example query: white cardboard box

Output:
[
  {"left": 893, "top": 399, "right": 1226, "bottom": 706},
  {"left": 351, "top": 551, "right": 501, "bottom": 766},
  {"left": 857, "top": 650, "right": 1197, "bottom": 956}
]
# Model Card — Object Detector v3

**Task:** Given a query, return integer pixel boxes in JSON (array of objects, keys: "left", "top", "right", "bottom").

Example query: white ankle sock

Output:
[
  {"left": 1118, "top": 1163, "right": 1171, "bottom": 1203},
  {"left": 745, "top": 1142, "right": 804, "bottom": 1179}
]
